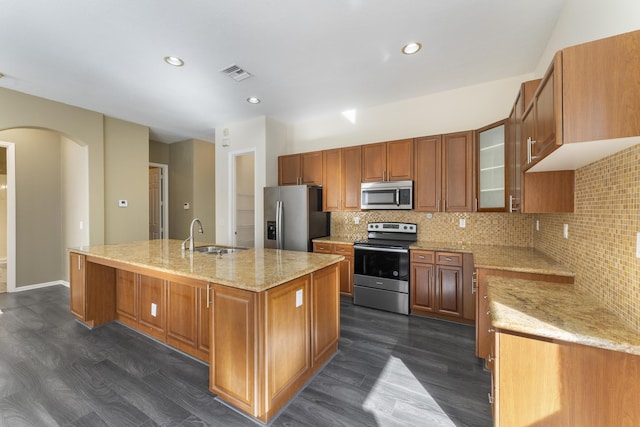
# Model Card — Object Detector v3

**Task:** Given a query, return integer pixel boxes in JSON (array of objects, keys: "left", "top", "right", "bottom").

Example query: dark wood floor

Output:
[{"left": 0, "top": 286, "right": 491, "bottom": 426}]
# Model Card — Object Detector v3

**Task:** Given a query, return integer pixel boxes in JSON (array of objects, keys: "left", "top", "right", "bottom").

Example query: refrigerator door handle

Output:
[{"left": 276, "top": 200, "right": 284, "bottom": 249}]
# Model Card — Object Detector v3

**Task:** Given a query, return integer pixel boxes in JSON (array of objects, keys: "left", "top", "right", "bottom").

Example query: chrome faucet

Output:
[{"left": 182, "top": 218, "right": 203, "bottom": 252}]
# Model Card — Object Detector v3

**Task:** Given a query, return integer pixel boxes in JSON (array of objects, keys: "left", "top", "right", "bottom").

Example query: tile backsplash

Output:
[
  {"left": 534, "top": 144, "right": 640, "bottom": 332},
  {"left": 331, "top": 211, "right": 534, "bottom": 247}
]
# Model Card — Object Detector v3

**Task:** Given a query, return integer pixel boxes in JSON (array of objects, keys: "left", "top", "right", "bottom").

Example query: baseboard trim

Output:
[{"left": 12, "top": 280, "right": 68, "bottom": 292}]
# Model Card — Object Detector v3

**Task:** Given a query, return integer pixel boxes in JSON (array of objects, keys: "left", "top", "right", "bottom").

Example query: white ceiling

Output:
[{"left": 0, "top": 0, "right": 565, "bottom": 143}]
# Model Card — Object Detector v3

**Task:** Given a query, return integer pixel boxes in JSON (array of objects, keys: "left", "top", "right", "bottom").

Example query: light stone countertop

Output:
[
  {"left": 70, "top": 239, "right": 343, "bottom": 292},
  {"left": 487, "top": 276, "right": 640, "bottom": 355},
  {"left": 410, "top": 242, "right": 575, "bottom": 277}
]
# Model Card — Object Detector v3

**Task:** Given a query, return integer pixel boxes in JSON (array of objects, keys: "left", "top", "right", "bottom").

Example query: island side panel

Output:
[
  {"left": 265, "top": 275, "right": 312, "bottom": 418},
  {"left": 312, "top": 263, "right": 340, "bottom": 367},
  {"left": 210, "top": 284, "right": 259, "bottom": 417}
]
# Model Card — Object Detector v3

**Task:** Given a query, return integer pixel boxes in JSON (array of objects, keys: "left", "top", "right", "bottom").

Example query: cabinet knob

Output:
[
  {"left": 488, "top": 328, "right": 495, "bottom": 333},
  {"left": 487, "top": 354, "right": 494, "bottom": 362},
  {"left": 486, "top": 310, "right": 491, "bottom": 315},
  {"left": 483, "top": 295, "right": 488, "bottom": 300},
  {"left": 487, "top": 392, "right": 494, "bottom": 404}
]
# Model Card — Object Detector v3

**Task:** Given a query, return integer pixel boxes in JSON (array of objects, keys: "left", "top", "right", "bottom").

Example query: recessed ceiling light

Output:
[
  {"left": 247, "top": 97, "right": 261, "bottom": 104},
  {"left": 164, "top": 56, "right": 184, "bottom": 67},
  {"left": 402, "top": 42, "right": 422, "bottom": 55}
]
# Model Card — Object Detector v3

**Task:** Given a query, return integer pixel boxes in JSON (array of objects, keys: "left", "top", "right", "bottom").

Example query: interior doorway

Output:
[
  {"left": 149, "top": 163, "right": 169, "bottom": 239},
  {"left": 232, "top": 151, "right": 255, "bottom": 248}
]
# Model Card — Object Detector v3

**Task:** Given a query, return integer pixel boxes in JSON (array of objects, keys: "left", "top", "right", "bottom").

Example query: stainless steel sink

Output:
[{"left": 194, "top": 245, "right": 247, "bottom": 255}]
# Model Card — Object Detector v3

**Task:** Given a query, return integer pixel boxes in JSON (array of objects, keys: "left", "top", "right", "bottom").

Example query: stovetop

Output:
[{"left": 354, "top": 222, "right": 417, "bottom": 248}]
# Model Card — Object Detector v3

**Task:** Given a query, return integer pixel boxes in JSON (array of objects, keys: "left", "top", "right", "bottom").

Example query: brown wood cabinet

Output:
[
  {"left": 507, "top": 79, "right": 541, "bottom": 213},
  {"left": 321, "top": 146, "right": 362, "bottom": 212},
  {"left": 522, "top": 30, "right": 640, "bottom": 171},
  {"left": 474, "top": 268, "right": 574, "bottom": 360},
  {"left": 138, "top": 274, "right": 166, "bottom": 341},
  {"left": 313, "top": 242, "right": 354, "bottom": 295},
  {"left": 166, "top": 279, "right": 211, "bottom": 361},
  {"left": 210, "top": 263, "right": 340, "bottom": 423},
  {"left": 410, "top": 250, "right": 472, "bottom": 322},
  {"left": 361, "top": 139, "right": 413, "bottom": 182},
  {"left": 414, "top": 132, "right": 475, "bottom": 212},
  {"left": 278, "top": 151, "right": 323, "bottom": 186},
  {"left": 69, "top": 254, "right": 116, "bottom": 328},
  {"left": 493, "top": 330, "right": 640, "bottom": 426}
]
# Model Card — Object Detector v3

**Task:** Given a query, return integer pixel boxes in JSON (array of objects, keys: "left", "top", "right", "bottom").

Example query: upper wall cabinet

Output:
[
  {"left": 278, "top": 151, "right": 323, "bottom": 186},
  {"left": 414, "top": 131, "right": 475, "bottom": 213},
  {"left": 523, "top": 30, "right": 640, "bottom": 172},
  {"left": 476, "top": 120, "right": 507, "bottom": 212},
  {"left": 361, "top": 139, "right": 413, "bottom": 182},
  {"left": 321, "top": 146, "right": 362, "bottom": 212}
]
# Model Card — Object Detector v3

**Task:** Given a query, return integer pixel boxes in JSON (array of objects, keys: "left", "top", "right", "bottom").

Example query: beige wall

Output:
[
  {"left": 104, "top": 117, "right": 149, "bottom": 244},
  {"left": 193, "top": 139, "right": 216, "bottom": 244},
  {"left": 61, "top": 136, "right": 90, "bottom": 280},
  {"left": 168, "top": 139, "right": 215, "bottom": 243},
  {"left": 0, "top": 129, "right": 63, "bottom": 286},
  {"left": 0, "top": 87, "right": 105, "bottom": 246},
  {"left": 149, "top": 139, "right": 170, "bottom": 165}
]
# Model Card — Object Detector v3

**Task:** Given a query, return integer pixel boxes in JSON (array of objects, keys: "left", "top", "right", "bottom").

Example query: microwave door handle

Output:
[{"left": 396, "top": 188, "right": 400, "bottom": 206}]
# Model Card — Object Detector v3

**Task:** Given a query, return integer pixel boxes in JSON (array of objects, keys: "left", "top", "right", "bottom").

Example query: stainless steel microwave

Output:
[{"left": 360, "top": 180, "right": 413, "bottom": 210}]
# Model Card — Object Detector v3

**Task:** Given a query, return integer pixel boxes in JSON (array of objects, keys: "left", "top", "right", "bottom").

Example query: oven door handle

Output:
[{"left": 355, "top": 246, "right": 408, "bottom": 254}]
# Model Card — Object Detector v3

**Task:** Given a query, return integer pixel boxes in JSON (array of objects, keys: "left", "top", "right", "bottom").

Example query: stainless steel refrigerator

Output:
[{"left": 264, "top": 185, "right": 330, "bottom": 252}]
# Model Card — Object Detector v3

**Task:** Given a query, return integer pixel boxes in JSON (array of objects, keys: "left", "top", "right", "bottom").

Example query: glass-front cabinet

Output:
[{"left": 476, "top": 120, "right": 507, "bottom": 211}]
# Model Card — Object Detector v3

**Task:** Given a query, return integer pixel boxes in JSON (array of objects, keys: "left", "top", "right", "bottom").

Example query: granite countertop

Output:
[
  {"left": 312, "top": 236, "right": 356, "bottom": 245},
  {"left": 70, "top": 239, "right": 343, "bottom": 292},
  {"left": 487, "top": 276, "right": 640, "bottom": 355}
]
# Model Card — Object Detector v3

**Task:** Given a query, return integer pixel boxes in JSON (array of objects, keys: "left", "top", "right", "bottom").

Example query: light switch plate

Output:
[
  {"left": 459, "top": 218, "right": 466, "bottom": 228},
  {"left": 636, "top": 232, "right": 640, "bottom": 258},
  {"left": 536, "top": 220, "right": 540, "bottom": 231},
  {"left": 563, "top": 224, "right": 569, "bottom": 239},
  {"left": 118, "top": 199, "right": 128, "bottom": 207}
]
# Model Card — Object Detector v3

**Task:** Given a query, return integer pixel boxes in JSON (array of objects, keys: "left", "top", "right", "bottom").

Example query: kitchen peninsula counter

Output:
[
  {"left": 69, "top": 239, "right": 342, "bottom": 424},
  {"left": 487, "top": 276, "right": 640, "bottom": 355}
]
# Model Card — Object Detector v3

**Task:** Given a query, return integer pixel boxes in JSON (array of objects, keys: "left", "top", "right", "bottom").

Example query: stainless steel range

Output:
[{"left": 353, "top": 222, "right": 417, "bottom": 315}]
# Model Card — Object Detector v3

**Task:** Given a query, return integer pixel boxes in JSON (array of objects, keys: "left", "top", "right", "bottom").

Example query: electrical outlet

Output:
[
  {"left": 636, "top": 232, "right": 640, "bottom": 258},
  {"left": 536, "top": 220, "right": 540, "bottom": 231},
  {"left": 354, "top": 216, "right": 360, "bottom": 225},
  {"left": 296, "top": 289, "right": 303, "bottom": 307},
  {"left": 563, "top": 224, "right": 569, "bottom": 239},
  {"left": 459, "top": 218, "right": 466, "bottom": 228},
  {"left": 151, "top": 303, "right": 157, "bottom": 317}
]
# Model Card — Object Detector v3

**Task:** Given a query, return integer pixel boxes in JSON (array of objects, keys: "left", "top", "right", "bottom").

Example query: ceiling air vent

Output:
[{"left": 219, "top": 64, "right": 252, "bottom": 82}]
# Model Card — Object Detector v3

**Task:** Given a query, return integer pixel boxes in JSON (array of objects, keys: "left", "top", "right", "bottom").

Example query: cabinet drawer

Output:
[
  {"left": 411, "top": 250, "right": 435, "bottom": 264},
  {"left": 436, "top": 252, "right": 462, "bottom": 266},
  {"left": 332, "top": 244, "right": 354, "bottom": 256},
  {"left": 313, "top": 242, "right": 333, "bottom": 254}
]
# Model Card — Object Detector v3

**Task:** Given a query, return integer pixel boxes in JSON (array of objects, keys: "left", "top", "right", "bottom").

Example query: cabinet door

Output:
[
  {"left": 138, "top": 274, "right": 166, "bottom": 340},
  {"left": 338, "top": 257, "right": 353, "bottom": 295},
  {"left": 278, "top": 154, "right": 301, "bottom": 185},
  {"left": 386, "top": 139, "right": 413, "bottom": 181},
  {"left": 312, "top": 264, "right": 340, "bottom": 365},
  {"left": 532, "top": 51, "right": 562, "bottom": 162},
  {"left": 301, "top": 151, "right": 323, "bottom": 185},
  {"left": 116, "top": 269, "right": 137, "bottom": 323},
  {"left": 322, "top": 149, "right": 341, "bottom": 211},
  {"left": 507, "top": 104, "right": 520, "bottom": 212},
  {"left": 361, "top": 142, "right": 387, "bottom": 182},
  {"left": 341, "top": 145, "right": 362, "bottom": 211},
  {"left": 69, "top": 252, "right": 86, "bottom": 320},
  {"left": 436, "top": 265, "right": 463, "bottom": 318},
  {"left": 166, "top": 281, "right": 197, "bottom": 349},
  {"left": 442, "top": 131, "right": 475, "bottom": 212},
  {"left": 414, "top": 135, "right": 441, "bottom": 212},
  {"left": 410, "top": 262, "right": 435, "bottom": 313},
  {"left": 476, "top": 121, "right": 507, "bottom": 211}
]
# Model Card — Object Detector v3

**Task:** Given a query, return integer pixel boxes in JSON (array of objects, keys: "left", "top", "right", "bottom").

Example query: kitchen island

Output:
[{"left": 68, "top": 239, "right": 343, "bottom": 423}]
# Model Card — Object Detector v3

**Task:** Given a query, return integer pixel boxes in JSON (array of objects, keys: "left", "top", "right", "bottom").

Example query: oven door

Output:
[{"left": 353, "top": 245, "right": 409, "bottom": 293}]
